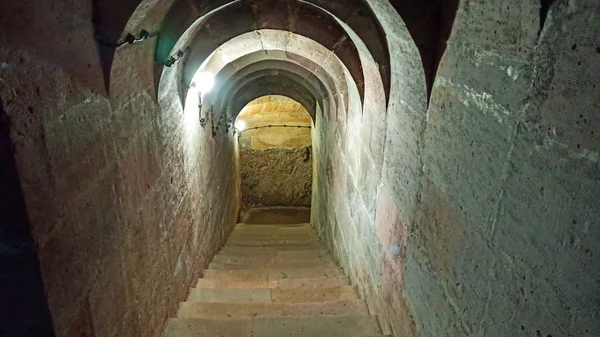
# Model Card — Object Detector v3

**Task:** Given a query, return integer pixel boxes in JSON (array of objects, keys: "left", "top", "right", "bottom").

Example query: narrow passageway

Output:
[
  {"left": 1, "top": 1, "right": 599, "bottom": 336},
  {"left": 164, "top": 208, "right": 383, "bottom": 337},
  {"left": 236, "top": 95, "right": 313, "bottom": 209}
]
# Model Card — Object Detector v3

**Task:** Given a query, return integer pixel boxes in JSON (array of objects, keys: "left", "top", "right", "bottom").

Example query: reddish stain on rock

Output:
[
  {"left": 374, "top": 186, "right": 407, "bottom": 279},
  {"left": 374, "top": 186, "right": 417, "bottom": 337},
  {"left": 417, "top": 183, "right": 466, "bottom": 280}
]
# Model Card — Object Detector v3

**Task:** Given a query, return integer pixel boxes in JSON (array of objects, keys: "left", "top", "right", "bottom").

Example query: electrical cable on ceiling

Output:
[
  {"left": 163, "top": 49, "right": 186, "bottom": 67},
  {"left": 238, "top": 124, "right": 311, "bottom": 134},
  {"left": 95, "top": 29, "right": 158, "bottom": 48}
]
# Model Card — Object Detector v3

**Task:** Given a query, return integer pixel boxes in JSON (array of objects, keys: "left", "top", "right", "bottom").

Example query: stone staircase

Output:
[{"left": 162, "top": 222, "right": 385, "bottom": 337}]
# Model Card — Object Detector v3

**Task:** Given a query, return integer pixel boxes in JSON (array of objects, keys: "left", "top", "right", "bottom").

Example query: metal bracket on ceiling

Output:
[
  {"left": 163, "top": 49, "right": 186, "bottom": 67},
  {"left": 95, "top": 29, "right": 158, "bottom": 48}
]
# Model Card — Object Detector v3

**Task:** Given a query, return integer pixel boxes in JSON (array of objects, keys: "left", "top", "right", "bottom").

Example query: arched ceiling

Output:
[
  {"left": 158, "top": 29, "right": 362, "bottom": 128},
  {"left": 95, "top": 0, "right": 395, "bottom": 107},
  {"left": 237, "top": 95, "right": 313, "bottom": 128},
  {"left": 157, "top": 0, "right": 388, "bottom": 96},
  {"left": 101, "top": 0, "right": 440, "bottom": 138}
]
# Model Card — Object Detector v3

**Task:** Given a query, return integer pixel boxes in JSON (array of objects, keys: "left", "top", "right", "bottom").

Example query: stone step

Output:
[
  {"left": 202, "top": 267, "right": 344, "bottom": 281},
  {"left": 234, "top": 223, "right": 311, "bottom": 229},
  {"left": 233, "top": 223, "right": 312, "bottom": 230},
  {"left": 163, "top": 316, "right": 384, "bottom": 337},
  {"left": 221, "top": 242, "right": 324, "bottom": 250},
  {"left": 162, "top": 219, "right": 383, "bottom": 337},
  {"left": 266, "top": 267, "right": 344, "bottom": 281},
  {"left": 271, "top": 286, "right": 358, "bottom": 302},
  {"left": 239, "top": 207, "right": 311, "bottom": 224},
  {"left": 231, "top": 228, "right": 313, "bottom": 237},
  {"left": 282, "top": 300, "right": 369, "bottom": 316},
  {"left": 212, "top": 254, "right": 277, "bottom": 265},
  {"left": 202, "top": 269, "right": 268, "bottom": 282},
  {"left": 178, "top": 302, "right": 283, "bottom": 319},
  {"left": 208, "top": 260, "right": 336, "bottom": 270},
  {"left": 225, "top": 238, "right": 319, "bottom": 246},
  {"left": 195, "top": 277, "right": 349, "bottom": 290},
  {"left": 218, "top": 246, "right": 325, "bottom": 256},
  {"left": 177, "top": 299, "right": 369, "bottom": 318},
  {"left": 188, "top": 288, "right": 271, "bottom": 303},
  {"left": 187, "top": 286, "right": 358, "bottom": 303},
  {"left": 228, "top": 230, "right": 315, "bottom": 238},
  {"left": 196, "top": 279, "right": 278, "bottom": 289},
  {"left": 252, "top": 315, "right": 384, "bottom": 337},
  {"left": 212, "top": 250, "right": 334, "bottom": 265},
  {"left": 275, "top": 249, "right": 333, "bottom": 262},
  {"left": 277, "top": 277, "right": 350, "bottom": 289},
  {"left": 163, "top": 318, "right": 251, "bottom": 337}
]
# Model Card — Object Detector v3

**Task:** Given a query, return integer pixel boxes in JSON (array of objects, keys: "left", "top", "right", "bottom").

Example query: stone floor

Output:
[
  {"left": 238, "top": 206, "right": 312, "bottom": 224},
  {"left": 162, "top": 211, "right": 385, "bottom": 337}
]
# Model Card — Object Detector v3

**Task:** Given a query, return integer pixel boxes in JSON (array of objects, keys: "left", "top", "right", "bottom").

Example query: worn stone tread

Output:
[
  {"left": 225, "top": 238, "right": 319, "bottom": 246},
  {"left": 252, "top": 315, "right": 384, "bottom": 337},
  {"left": 234, "top": 223, "right": 312, "bottom": 229},
  {"left": 165, "top": 316, "right": 383, "bottom": 337},
  {"left": 211, "top": 254, "right": 277, "bottom": 265},
  {"left": 177, "top": 300, "right": 369, "bottom": 318},
  {"left": 277, "top": 277, "right": 350, "bottom": 289},
  {"left": 271, "top": 285, "right": 358, "bottom": 302},
  {"left": 282, "top": 300, "right": 369, "bottom": 316},
  {"left": 164, "top": 220, "right": 382, "bottom": 337},
  {"left": 211, "top": 253, "right": 335, "bottom": 266},
  {"left": 266, "top": 267, "right": 344, "bottom": 280},
  {"left": 163, "top": 318, "right": 251, "bottom": 337},
  {"left": 195, "top": 277, "right": 349, "bottom": 289},
  {"left": 222, "top": 241, "right": 322, "bottom": 249},
  {"left": 203, "top": 269, "right": 268, "bottom": 281},
  {"left": 218, "top": 246, "right": 325, "bottom": 256},
  {"left": 188, "top": 285, "right": 357, "bottom": 303},
  {"left": 203, "top": 266, "right": 344, "bottom": 281},
  {"left": 209, "top": 260, "right": 336, "bottom": 270},
  {"left": 196, "top": 279, "right": 278, "bottom": 289},
  {"left": 178, "top": 302, "right": 284, "bottom": 318},
  {"left": 188, "top": 288, "right": 272, "bottom": 303}
]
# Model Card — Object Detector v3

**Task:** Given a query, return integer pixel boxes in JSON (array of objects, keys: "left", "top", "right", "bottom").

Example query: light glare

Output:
[
  {"left": 235, "top": 120, "right": 246, "bottom": 131},
  {"left": 193, "top": 71, "right": 214, "bottom": 94}
]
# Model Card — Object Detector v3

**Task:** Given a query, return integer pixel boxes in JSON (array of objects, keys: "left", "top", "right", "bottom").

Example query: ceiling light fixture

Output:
[
  {"left": 235, "top": 120, "right": 246, "bottom": 132},
  {"left": 192, "top": 71, "right": 215, "bottom": 126}
]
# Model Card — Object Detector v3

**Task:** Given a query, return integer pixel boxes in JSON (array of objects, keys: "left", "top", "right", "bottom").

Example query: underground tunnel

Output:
[
  {"left": 236, "top": 95, "right": 313, "bottom": 209},
  {"left": 0, "top": 0, "right": 599, "bottom": 337}
]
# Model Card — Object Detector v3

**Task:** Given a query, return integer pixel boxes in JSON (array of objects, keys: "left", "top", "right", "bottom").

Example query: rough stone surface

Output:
[
  {"left": 2, "top": 0, "right": 599, "bottom": 336},
  {"left": 240, "top": 147, "right": 312, "bottom": 207},
  {"left": 0, "top": 85, "right": 55, "bottom": 336},
  {"left": 237, "top": 95, "right": 312, "bottom": 150},
  {"left": 163, "top": 220, "right": 383, "bottom": 337},
  {"left": 313, "top": 1, "right": 600, "bottom": 337},
  {"left": 239, "top": 207, "right": 311, "bottom": 224},
  {"left": 0, "top": 2, "right": 239, "bottom": 336}
]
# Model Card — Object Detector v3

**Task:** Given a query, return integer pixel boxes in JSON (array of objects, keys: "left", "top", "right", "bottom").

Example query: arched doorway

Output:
[{"left": 235, "top": 95, "right": 313, "bottom": 224}]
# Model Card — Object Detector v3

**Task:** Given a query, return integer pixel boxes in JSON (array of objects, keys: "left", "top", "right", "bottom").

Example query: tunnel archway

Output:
[
  {"left": 6, "top": 1, "right": 596, "bottom": 337},
  {"left": 235, "top": 95, "right": 314, "bottom": 209}
]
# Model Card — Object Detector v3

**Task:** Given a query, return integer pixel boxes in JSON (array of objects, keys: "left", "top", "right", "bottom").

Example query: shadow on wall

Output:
[
  {"left": 91, "top": 0, "right": 146, "bottom": 93},
  {"left": 0, "top": 97, "right": 55, "bottom": 336},
  {"left": 390, "top": 0, "right": 458, "bottom": 100}
]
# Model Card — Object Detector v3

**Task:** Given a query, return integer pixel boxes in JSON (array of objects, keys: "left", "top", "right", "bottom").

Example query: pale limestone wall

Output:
[
  {"left": 0, "top": 4, "right": 240, "bottom": 335},
  {"left": 239, "top": 128, "right": 312, "bottom": 150},
  {"left": 313, "top": 1, "right": 600, "bottom": 337},
  {"left": 237, "top": 96, "right": 312, "bottom": 150}
]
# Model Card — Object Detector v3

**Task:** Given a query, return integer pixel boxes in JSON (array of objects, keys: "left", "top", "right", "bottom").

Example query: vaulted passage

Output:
[
  {"left": 236, "top": 96, "right": 313, "bottom": 208},
  {"left": 1, "top": 1, "right": 599, "bottom": 337}
]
